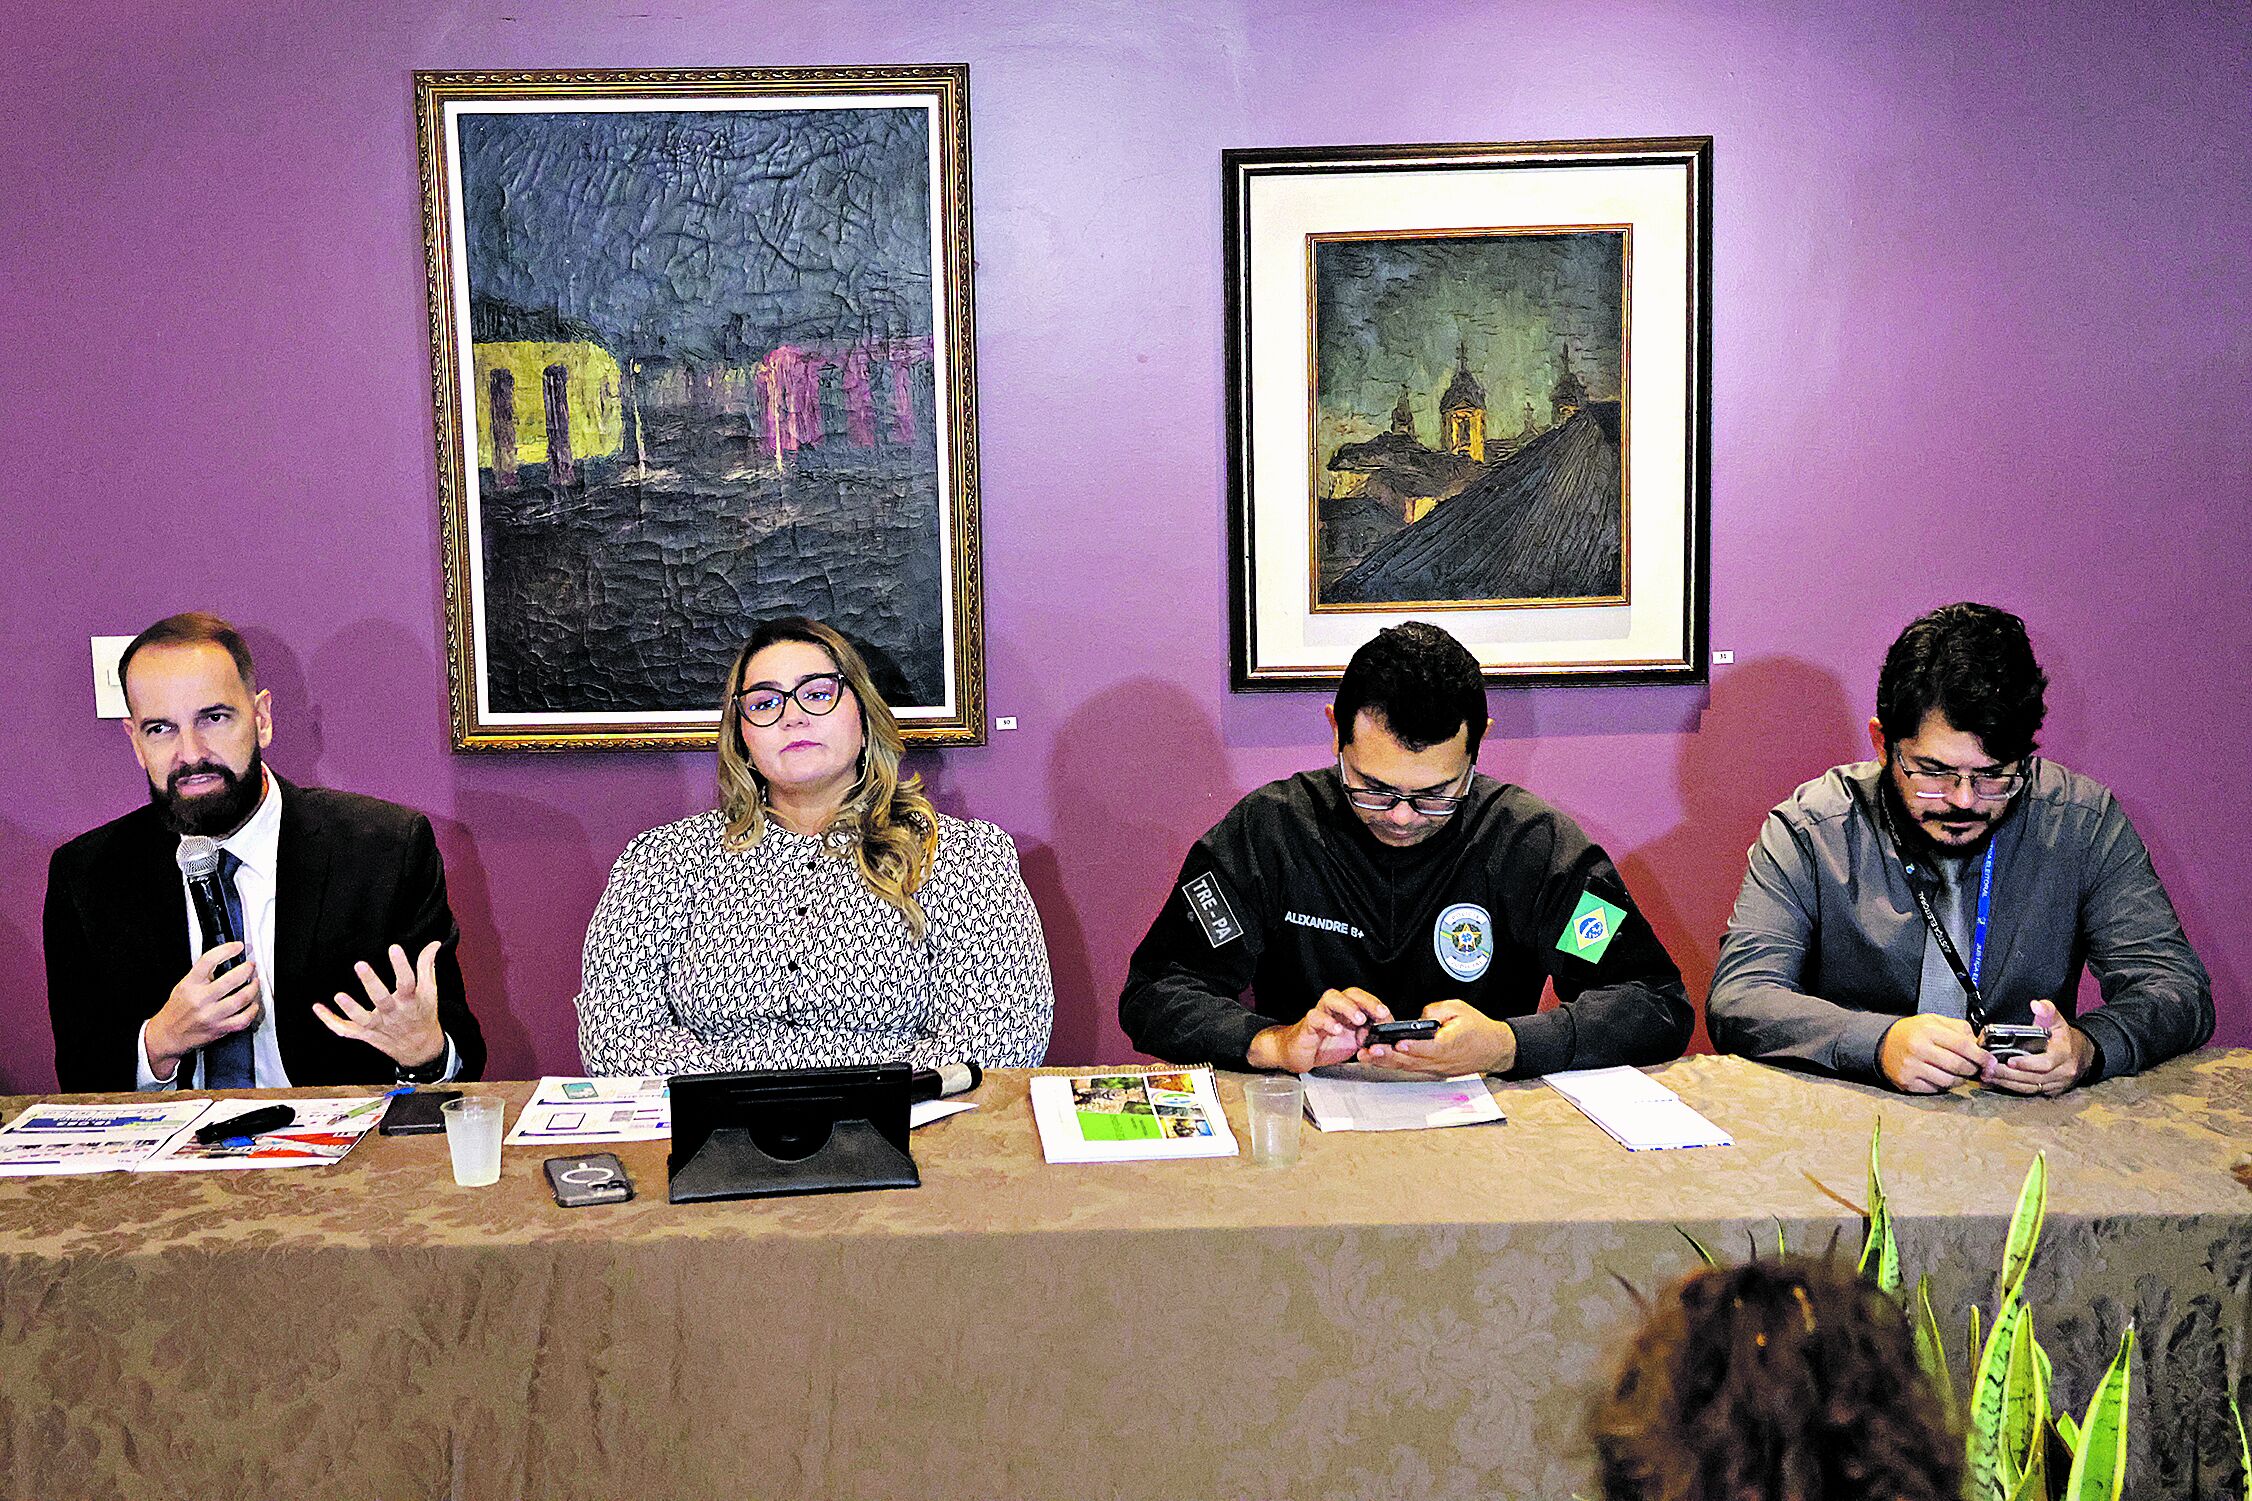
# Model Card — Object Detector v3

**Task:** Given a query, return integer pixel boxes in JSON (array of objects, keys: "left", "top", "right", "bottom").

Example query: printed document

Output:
[
  {"left": 0, "top": 1099, "right": 214, "bottom": 1176},
  {"left": 1301, "top": 1070, "right": 1506, "bottom": 1132},
  {"left": 1544, "top": 1066, "right": 1733, "bottom": 1151}
]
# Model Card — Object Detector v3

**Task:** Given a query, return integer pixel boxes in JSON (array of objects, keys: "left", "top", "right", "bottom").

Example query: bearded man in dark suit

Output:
[{"left": 45, "top": 612, "right": 485, "bottom": 1092}]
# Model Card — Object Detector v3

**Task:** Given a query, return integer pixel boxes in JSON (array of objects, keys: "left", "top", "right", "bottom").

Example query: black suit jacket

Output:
[{"left": 44, "top": 777, "right": 486, "bottom": 1091}]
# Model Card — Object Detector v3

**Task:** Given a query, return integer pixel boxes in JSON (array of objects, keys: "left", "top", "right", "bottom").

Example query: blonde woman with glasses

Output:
[{"left": 575, "top": 617, "right": 1053, "bottom": 1074}]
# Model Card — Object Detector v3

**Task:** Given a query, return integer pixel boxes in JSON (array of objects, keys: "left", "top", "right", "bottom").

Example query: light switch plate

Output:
[{"left": 92, "top": 635, "right": 133, "bottom": 719}]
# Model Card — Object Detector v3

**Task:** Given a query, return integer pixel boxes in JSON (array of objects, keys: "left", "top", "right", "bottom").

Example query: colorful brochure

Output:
[
  {"left": 506, "top": 1076, "right": 672, "bottom": 1146},
  {"left": 138, "top": 1095, "right": 390, "bottom": 1170},
  {"left": 1030, "top": 1067, "right": 1239, "bottom": 1163},
  {"left": 0, "top": 1100, "right": 216, "bottom": 1176}
]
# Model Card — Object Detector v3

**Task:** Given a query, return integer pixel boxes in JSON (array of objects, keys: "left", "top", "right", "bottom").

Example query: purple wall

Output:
[{"left": 2, "top": 1, "right": 2245, "bottom": 1091}]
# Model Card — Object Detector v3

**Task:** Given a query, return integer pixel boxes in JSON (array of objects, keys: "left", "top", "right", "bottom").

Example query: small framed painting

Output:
[{"left": 1223, "top": 136, "right": 1713, "bottom": 689}]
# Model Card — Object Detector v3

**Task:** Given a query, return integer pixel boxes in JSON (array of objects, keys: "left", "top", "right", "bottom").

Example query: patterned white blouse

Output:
[{"left": 575, "top": 809, "right": 1054, "bottom": 1075}]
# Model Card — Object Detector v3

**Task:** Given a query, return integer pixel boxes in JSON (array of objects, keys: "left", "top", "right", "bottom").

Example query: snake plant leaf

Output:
[
  {"left": 1997, "top": 1152, "right": 2049, "bottom": 1308},
  {"left": 1970, "top": 1304, "right": 1986, "bottom": 1395},
  {"left": 2060, "top": 1327, "right": 2133, "bottom": 1501},
  {"left": 1859, "top": 1120, "right": 1901, "bottom": 1292},
  {"left": 1675, "top": 1225, "right": 1717, "bottom": 1267},
  {"left": 1998, "top": 1311, "right": 2050, "bottom": 1498},
  {"left": 1970, "top": 1299, "right": 2030, "bottom": 1499},
  {"left": 2232, "top": 1392, "right": 2250, "bottom": 1501},
  {"left": 2056, "top": 1409, "right": 2079, "bottom": 1453},
  {"left": 1913, "top": 1274, "right": 1956, "bottom": 1415},
  {"left": 1994, "top": 1310, "right": 2045, "bottom": 1497}
]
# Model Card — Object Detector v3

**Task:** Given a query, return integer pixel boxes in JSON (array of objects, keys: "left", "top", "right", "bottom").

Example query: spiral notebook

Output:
[{"left": 1030, "top": 1066, "right": 1239, "bottom": 1163}]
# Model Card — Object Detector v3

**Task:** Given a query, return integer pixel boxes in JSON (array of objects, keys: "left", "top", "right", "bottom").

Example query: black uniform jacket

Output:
[
  {"left": 44, "top": 777, "right": 486, "bottom": 1091},
  {"left": 1119, "top": 769, "right": 1691, "bottom": 1074}
]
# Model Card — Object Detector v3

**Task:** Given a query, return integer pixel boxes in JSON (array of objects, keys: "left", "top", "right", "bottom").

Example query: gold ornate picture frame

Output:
[
  {"left": 1224, "top": 137, "right": 1712, "bottom": 689},
  {"left": 416, "top": 66, "right": 986, "bottom": 750}
]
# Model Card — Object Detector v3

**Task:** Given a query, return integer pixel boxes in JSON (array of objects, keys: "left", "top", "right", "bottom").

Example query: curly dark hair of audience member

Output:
[
  {"left": 1334, "top": 620, "right": 1489, "bottom": 758},
  {"left": 1588, "top": 1255, "right": 1963, "bottom": 1501},
  {"left": 1876, "top": 601, "right": 2048, "bottom": 765}
]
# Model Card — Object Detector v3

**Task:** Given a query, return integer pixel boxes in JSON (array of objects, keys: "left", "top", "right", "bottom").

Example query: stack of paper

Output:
[
  {"left": 1030, "top": 1067, "right": 1238, "bottom": 1163},
  {"left": 1301, "top": 1071, "right": 1506, "bottom": 1132},
  {"left": 1544, "top": 1066, "right": 1733, "bottom": 1151},
  {"left": 0, "top": 1096, "right": 389, "bottom": 1175}
]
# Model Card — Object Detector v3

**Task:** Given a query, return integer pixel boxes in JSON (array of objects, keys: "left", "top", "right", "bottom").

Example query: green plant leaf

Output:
[
  {"left": 1969, "top": 1299, "right": 2029, "bottom": 1499},
  {"left": 1995, "top": 1310, "right": 2046, "bottom": 1497},
  {"left": 2056, "top": 1409, "right": 2080, "bottom": 1453},
  {"left": 1997, "top": 1152, "right": 2049, "bottom": 1308},
  {"left": 1913, "top": 1274, "right": 1956, "bottom": 1416},
  {"left": 1675, "top": 1225, "right": 1717, "bottom": 1267},
  {"left": 1775, "top": 1216, "right": 1787, "bottom": 1258},
  {"left": 2232, "top": 1392, "right": 2250, "bottom": 1501},
  {"left": 2061, "top": 1327, "right": 2133, "bottom": 1501},
  {"left": 1860, "top": 1119, "right": 1901, "bottom": 1293}
]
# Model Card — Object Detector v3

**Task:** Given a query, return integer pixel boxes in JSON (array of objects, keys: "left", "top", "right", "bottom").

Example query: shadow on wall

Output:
[
  {"left": 296, "top": 617, "right": 593, "bottom": 1082},
  {"left": 1045, "top": 678, "right": 1238, "bottom": 1067},
  {"left": 1620, "top": 655, "right": 1861, "bottom": 1051},
  {"left": 0, "top": 812, "right": 47, "bottom": 1092}
]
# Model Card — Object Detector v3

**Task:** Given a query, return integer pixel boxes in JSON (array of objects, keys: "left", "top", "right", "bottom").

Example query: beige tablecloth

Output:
[{"left": 3, "top": 1053, "right": 2248, "bottom": 1500}]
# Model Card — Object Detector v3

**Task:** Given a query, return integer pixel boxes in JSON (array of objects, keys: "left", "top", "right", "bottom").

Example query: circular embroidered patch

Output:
[{"left": 1433, "top": 902, "right": 1494, "bottom": 982}]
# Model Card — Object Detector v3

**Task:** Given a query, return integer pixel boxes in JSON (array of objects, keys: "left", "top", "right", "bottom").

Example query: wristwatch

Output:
[{"left": 394, "top": 1042, "right": 450, "bottom": 1085}]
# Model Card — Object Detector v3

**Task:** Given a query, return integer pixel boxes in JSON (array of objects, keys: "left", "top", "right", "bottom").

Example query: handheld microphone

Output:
[
  {"left": 176, "top": 836, "right": 244, "bottom": 976},
  {"left": 908, "top": 1061, "right": 984, "bottom": 1102}
]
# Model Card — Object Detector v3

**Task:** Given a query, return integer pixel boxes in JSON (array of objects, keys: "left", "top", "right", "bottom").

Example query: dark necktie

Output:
[{"left": 201, "top": 849, "right": 256, "bottom": 1089}]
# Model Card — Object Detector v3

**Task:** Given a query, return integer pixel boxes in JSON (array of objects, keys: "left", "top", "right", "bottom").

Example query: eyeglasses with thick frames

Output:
[
  {"left": 734, "top": 673, "right": 848, "bottom": 728},
  {"left": 1337, "top": 756, "right": 1472, "bottom": 816},
  {"left": 1899, "top": 762, "right": 2025, "bottom": 802}
]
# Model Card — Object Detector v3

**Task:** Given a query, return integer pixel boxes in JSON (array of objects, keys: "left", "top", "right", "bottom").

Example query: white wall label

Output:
[
  {"left": 1711, "top": 650, "right": 1735, "bottom": 666},
  {"left": 92, "top": 635, "right": 133, "bottom": 719},
  {"left": 995, "top": 716, "right": 1019, "bottom": 731}
]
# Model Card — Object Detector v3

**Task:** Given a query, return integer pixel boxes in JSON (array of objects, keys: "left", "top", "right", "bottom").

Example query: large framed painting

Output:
[
  {"left": 1223, "top": 137, "right": 1712, "bottom": 689},
  {"left": 416, "top": 66, "right": 986, "bottom": 749}
]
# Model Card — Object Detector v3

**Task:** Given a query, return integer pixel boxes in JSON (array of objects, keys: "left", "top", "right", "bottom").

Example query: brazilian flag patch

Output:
[{"left": 1558, "top": 889, "right": 1627, "bottom": 963}]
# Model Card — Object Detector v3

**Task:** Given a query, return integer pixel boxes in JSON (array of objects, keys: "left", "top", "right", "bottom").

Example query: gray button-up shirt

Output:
[{"left": 1709, "top": 758, "right": 2211, "bottom": 1084}]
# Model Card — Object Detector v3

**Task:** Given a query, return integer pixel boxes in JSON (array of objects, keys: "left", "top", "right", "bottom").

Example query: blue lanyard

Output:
[{"left": 1968, "top": 840, "right": 1995, "bottom": 989}]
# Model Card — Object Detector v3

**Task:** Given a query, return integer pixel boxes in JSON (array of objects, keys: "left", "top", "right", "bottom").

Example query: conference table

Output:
[{"left": 3, "top": 1052, "right": 2248, "bottom": 1501}]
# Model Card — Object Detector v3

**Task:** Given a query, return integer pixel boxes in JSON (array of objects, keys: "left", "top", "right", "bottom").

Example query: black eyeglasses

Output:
[
  {"left": 1899, "top": 763, "right": 2025, "bottom": 802},
  {"left": 1337, "top": 756, "right": 1472, "bottom": 816},
  {"left": 734, "top": 673, "right": 848, "bottom": 728}
]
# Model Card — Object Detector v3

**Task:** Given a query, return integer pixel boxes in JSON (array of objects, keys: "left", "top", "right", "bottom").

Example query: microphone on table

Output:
[
  {"left": 176, "top": 836, "right": 244, "bottom": 976},
  {"left": 909, "top": 1062, "right": 984, "bottom": 1102}
]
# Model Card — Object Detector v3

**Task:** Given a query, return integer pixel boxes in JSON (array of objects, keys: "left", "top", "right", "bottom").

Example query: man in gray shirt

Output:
[{"left": 1710, "top": 603, "right": 2210, "bottom": 1094}]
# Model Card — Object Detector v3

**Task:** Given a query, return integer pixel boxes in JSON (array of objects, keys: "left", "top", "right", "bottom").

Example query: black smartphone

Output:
[
  {"left": 1367, "top": 1018, "right": 1440, "bottom": 1044},
  {"left": 379, "top": 1089, "right": 462, "bottom": 1135},
  {"left": 1980, "top": 1024, "right": 2050, "bottom": 1064},
  {"left": 545, "top": 1152, "right": 634, "bottom": 1207}
]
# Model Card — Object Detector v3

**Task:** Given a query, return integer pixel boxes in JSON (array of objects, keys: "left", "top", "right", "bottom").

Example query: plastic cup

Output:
[
  {"left": 441, "top": 1095, "right": 505, "bottom": 1186},
  {"left": 1244, "top": 1076, "right": 1304, "bottom": 1167}
]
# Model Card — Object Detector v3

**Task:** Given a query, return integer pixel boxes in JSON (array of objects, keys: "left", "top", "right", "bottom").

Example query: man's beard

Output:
[
  {"left": 149, "top": 747, "right": 265, "bottom": 837},
  {"left": 1880, "top": 756, "right": 2002, "bottom": 861}
]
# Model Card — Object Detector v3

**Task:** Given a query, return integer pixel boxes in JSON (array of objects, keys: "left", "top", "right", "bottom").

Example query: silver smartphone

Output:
[{"left": 1980, "top": 1024, "right": 2049, "bottom": 1064}]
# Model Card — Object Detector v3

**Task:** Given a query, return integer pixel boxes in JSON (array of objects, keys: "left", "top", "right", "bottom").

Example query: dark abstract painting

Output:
[
  {"left": 419, "top": 69, "right": 984, "bottom": 749},
  {"left": 1311, "top": 230, "right": 1626, "bottom": 610}
]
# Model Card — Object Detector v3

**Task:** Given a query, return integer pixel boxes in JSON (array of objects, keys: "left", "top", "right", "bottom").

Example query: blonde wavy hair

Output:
[{"left": 717, "top": 618, "right": 940, "bottom": 938}]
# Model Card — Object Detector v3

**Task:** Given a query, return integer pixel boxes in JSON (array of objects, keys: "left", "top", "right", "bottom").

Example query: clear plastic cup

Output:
[
  {"left": 441, "top": 1095, "right": 505, "bottom": 1186},
  {"left": 1244, "top": 1076, "right": 1304, "bottom": 1167}
]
